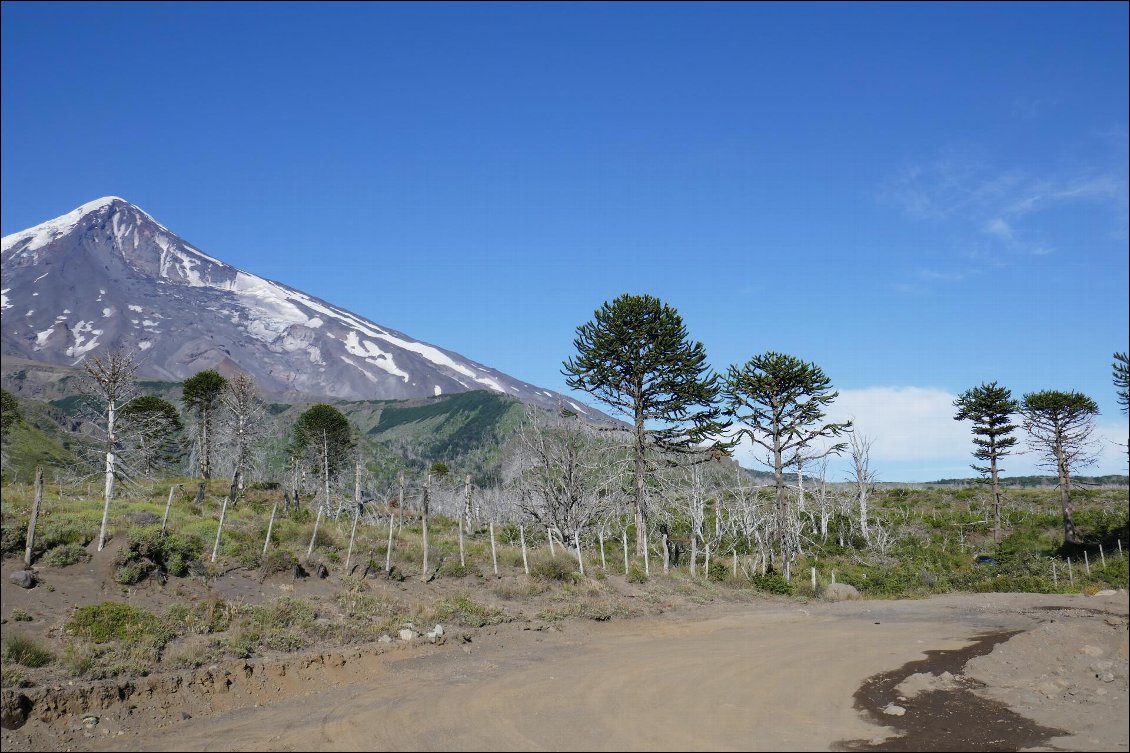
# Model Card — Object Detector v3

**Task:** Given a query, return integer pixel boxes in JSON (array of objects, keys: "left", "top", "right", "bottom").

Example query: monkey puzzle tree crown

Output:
[{"left": 562, "top": 293, "right": 728, "bottom": 451}]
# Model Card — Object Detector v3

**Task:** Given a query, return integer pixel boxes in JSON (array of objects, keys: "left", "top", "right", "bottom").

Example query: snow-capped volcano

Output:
[{"left": 1, "top": 197, "right": 593, "bottom": 415}]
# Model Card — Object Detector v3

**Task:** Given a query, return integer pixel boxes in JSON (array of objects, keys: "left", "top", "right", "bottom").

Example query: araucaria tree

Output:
[
  {"left": 953, "top": 382, "right": 1019, "bottom": 543},
  {"left": 292, "top": 403, "right": 355, "bottom": 507},
  {"left": 1, "top": 388, "right": 21, "bottom": 464},
  {"left": 562, "top": 294, "right": 729, "bottom": 555},
  {"left": 182, "top": 369, "right": 228, "bottom": 480},
  {"left": 723, "top": 352, "right": 851, "bottom": 565},
  {"left": 118, "top": 395, "right": 185, "bottom": 476},
  {"left": 1114, "top": 352, "right": 1129, "bottom": 414},
  {"left": 83, "top": 348, "right": 139, "bottom": 551},
  {"left": 1115, "top": 352, "right": 1129, "bottom": 463},
  {"left": 1020, "top": 390, "right": 1099, "bottom": 546}
]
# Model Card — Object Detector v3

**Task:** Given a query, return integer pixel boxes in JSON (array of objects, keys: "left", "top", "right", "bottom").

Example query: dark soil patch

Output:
[{"left": 838, "top": 630, "right": 1068, "bottom": 752}]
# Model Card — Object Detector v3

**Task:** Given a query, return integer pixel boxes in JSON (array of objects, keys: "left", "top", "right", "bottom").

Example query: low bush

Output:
[
  {"left": 41, "top": 543, "right": 90, "bottom": 568},
  {"left": 751, "top": 571, "right": 792, "bottom": 595},
  {"left": 114, "top": 528, "right": 204, "bottom": 583},
  {"left": 427, "top": 594, "right": 509, "bottom": 627},
  {"left": 66, "top": 602, "right": 172, "bottom": 650},
  {"left": 531, "top": 554, "right": 579, "bottom": 582}
]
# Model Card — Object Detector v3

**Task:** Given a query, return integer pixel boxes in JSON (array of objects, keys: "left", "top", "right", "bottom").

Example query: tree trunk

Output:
[
  {"left": 97, "top": 398, "right": 117, "bottom": 551},
  {"left": 990, "top": 453, "right": 1002, "bottom": 544},
  {"left": 1055, "top": 436, "right": 1082, "bottom": 545},
  {"left": 773, "top": 432, "right": 786, "bottom": 564},
  {"left": 634, "top": 405, "right": 647, "bottom": 556},
  {"left": 421, "top": 473, "right": 431, "bottom": 581},
  {"left": 200, "top": 405, "right": 210, "bottom": 480}
]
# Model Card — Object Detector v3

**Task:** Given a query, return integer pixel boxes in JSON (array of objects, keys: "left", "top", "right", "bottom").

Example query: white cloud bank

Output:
[{"left": 731, "top": 385, "right": 1129, "bottom": 482}]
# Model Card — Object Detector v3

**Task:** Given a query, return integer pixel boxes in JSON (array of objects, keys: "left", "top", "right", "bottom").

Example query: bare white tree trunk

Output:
[
  {"left": 850, "top": 433, "right": 875, "bottom": 546},
  {"left": 98, "top": 396, "right": 118, "bottom": 551},
  {"left": 598, "top": 528, "right": 606, "bottom": 571}
]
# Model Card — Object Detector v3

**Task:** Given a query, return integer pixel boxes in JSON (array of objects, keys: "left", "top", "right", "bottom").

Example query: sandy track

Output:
[{"left": 91, "top": 594, "right": 1120, "bottom": 753}]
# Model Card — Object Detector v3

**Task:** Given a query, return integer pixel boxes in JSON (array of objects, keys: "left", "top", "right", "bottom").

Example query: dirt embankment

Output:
[{"left": 3, "top": 591, "right": 1126, "bottom": 752}]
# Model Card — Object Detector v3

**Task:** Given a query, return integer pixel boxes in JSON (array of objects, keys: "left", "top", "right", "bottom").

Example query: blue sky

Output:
[{"left": 2, "top": 2, "right": 1127, "bottom": 481}]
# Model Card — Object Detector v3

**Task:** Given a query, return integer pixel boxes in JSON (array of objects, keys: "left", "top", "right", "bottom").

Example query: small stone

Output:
[
  {"left": 399, "top": 628, "right": 416, "bottom": 641},
  {"left": 81, "top": 716, "right": 99, "bottom": 730},
  {"left": 8, "top": 571, "right": 35, "bottom": 589},
  {"left": 378, "top": 635, "right": 392, "bottom": 644},
  {"left": 180, "top": 712, "right": 192, "bottom": 720},
  {"left": 1099, "top": 672, "right": 1115, "bottom": 683},
  {"left": 882, "top": 704, "right": 906, "bottom": 717},
  {"left": 432, "top": 624, "right": 444, "bottom": 638},
  {"left": 1081, "top": 645, "right": 1104, "bottom": 657}
]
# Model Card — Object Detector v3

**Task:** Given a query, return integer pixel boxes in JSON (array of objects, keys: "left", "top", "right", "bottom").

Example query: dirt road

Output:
[{"left": 80, "top": 592, "right": 1126, "bottom": 752}]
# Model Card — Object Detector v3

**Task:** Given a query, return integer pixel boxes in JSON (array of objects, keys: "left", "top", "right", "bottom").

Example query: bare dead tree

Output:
[
  {"left": 83, "top": 348, "right": 139, "bottom": 551},
  {"left": 219, "top": 372, "right": 267, "bottom": 492},
  {"left": 509, "top": 406, "right": 625, "bottom": 544},
  {"left": 848, "top": 432, "right": 877, "bottom": 546}
]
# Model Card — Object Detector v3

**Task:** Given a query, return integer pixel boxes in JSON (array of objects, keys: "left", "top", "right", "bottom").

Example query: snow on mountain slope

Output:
[{"left": 1, "top": 197, "right": 596, "bottom": 417}]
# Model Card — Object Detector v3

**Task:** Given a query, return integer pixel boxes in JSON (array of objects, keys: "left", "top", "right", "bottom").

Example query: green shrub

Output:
[
  {"left": 10, "top": 609, "right": 32, "bottom": 622},
  {"left": 707, "top": 559, "right": 730, "bottom": 582},
  {"left": 166, "top": 598, "right": 234, "bottom": 635},
  {"left": 3, "top": 636, "right": 54, "bottom": 667},
  {"left": 114, "top": 528, "right": 203, "bottom": 583},
  {"left": 531, "top": 554, "right": 579, "bottom": 582},
  {"left": 627, "top": 563, "right": 648, "bottom": 584},
  {"left": 1, "top": 524, "right": 26, "bottom": 556},
  {"left": 751, "top": 571, "right": 793, "bottom": 595},
  {"left": 66, "top": 602, "right": 171, "bottom": 649},
  {"left": 261, "top": 549, "right": 298, "bottom": 576},
  {"left": 41, "top": 543, "right": 90, "bottom": 568},
  {"left": 428, "top": 594, "right": 509, "bottom": 627}
]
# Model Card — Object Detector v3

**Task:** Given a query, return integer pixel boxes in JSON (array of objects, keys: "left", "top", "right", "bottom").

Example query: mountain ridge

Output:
[{"left": 1, "top": 197, "right": 598, "bottom": 419}]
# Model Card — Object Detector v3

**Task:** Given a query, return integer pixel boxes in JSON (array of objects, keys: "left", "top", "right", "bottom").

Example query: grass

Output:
[
  {"left": 0, "top": 472, "right": 1125, "bottom": 685},
  {"left": 3, "top": 635, "right": 54, "bottom": 667}
]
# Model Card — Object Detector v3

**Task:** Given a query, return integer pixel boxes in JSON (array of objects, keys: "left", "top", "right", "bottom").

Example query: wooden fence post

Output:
[
  {"left": 161, "top": 483, "right": 179, "bottom": 534},
  {"left": 575, "top": 529, "right": 584, "bottom": 577},
  {"left": 489, "top": 521, "right": 498, "bottom": 576},
  {"left": 520, "top": 524, "right": 529, "bottom": 575},
  {"left": 24, "top": 467, "right": 43, "bottom": 568},
  {"left": 263, "top": 497, "right": 280, "bottom": 556},
  {"left": 622, "top": 530, "right": 629, "bottom": 575}
]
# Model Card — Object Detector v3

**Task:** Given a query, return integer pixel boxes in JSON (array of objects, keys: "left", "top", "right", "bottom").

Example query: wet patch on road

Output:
[{"left": 838, "top": 630, "right": 1067, "bottom": 752}]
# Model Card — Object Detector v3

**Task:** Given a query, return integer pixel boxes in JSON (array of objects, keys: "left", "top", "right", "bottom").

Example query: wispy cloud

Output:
[{"left": 879, "top": 143, "right": 1128, "bottom": 265}]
